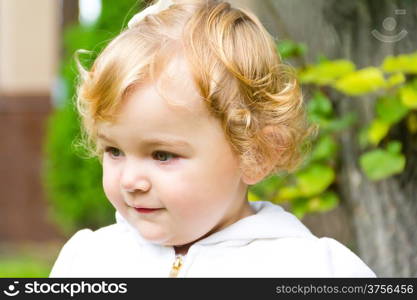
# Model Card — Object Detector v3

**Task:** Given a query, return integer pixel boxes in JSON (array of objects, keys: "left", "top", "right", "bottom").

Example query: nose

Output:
[
  {"left": 121, "top": 179, "right": 151, "bottom": 193},
  {"left": 120, "top": 160, "right": 151, "bottom": 193}
]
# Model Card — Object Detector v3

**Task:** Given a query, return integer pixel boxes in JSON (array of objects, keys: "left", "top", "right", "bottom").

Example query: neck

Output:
[
  {"left": 174, "top": 244, "right": 190, "bottom": 256},
  {"left": 173, "top": 197, "right": 255, "bottom": 256}
]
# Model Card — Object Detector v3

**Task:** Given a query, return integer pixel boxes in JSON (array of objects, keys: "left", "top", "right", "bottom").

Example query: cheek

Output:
[
  {"left": 158, "top": 141, "right": 241, "bottom": 201},
  {"left": 159, "top": 166, "right": 229, "bottom": 219},
  {"left": 158, "top": 172, "right": 205, "bottom": 218},
  {"left": 102, "top": 162, "right": 122, "bottom": 207},
  {"left": 200, "top": 149, "right": 242, "bottom": 196},
  {"left": 159, "top": 177, "right": 192, "bottom": 206}
]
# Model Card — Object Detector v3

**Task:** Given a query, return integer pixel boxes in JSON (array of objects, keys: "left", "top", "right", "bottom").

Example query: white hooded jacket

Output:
[{"left": 49, "top": 201, "right": 376, "bottom": 277}]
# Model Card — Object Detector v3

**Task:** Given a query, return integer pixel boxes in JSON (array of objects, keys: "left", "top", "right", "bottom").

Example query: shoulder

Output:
[
  {"left": 315, "top": 237, "right": 376, "bottom": 277},
  {"left": 49, "top": 228, "right": 94, "bottom": 277},
  {"left": 56, "top": 223, "right": 125, "bottom": 251},
  {"left": 220, "top": 235, "right": 376, "bottom": 277},
  {"left": 49, "top": 223, "right": 132, "bottom": 277},
  {"left": 250, "top": 236, "right": 376, "bottom": 277}
]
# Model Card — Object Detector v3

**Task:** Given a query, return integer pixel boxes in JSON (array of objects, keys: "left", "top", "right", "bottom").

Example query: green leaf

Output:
[
  {"left": 324, "top": 112, "right": 357, "bottom": 132},
  {"left": 386, "top": 140, "right": 402, "bottom": 154},
  {"left": 300, "top": 60, "right": 355, "bottom": 85},
  {"left": 276, "top": 40, "right": 306, "bottom": 59},
  {"left": 309, "top": 113, "right": 356, "bottom": 134},
  {"left": 310, "top": 135, "right": 338, "bottom": 161},
  {"left": 307, "top": 191, "right": 339, "bottom": 213},
  {"left": 291, "top": 198, "right": 309, "bottom": 219},
  {"left": 367, "top": 119, "right": 390, "bottom": 145},
  {"left": 360, "top": 145, "right": 406, "bottom": 181},
  {"left": 386, "top": 72, "right": 405, "bottom": 88},
  {"left": 250, "top": 174, "right": 283, "bottom": 200},
  {"left": 307, "top": 91, "right": 333, "bottom": 118},
  {"left": 334, "top": 67, "right": 386, "bottom": 95},
  {"left": 296, "top": 164, "right": 335, "bottom": 197},
  {"left": 399, "top": 85, "right": 417, "bottom": 109},
  {"left": 376, "top": 96, "right": 409, "bottom": 124},
  {"left": 306, "top": 93, "right": 356, "bottom": 134},
  {"left": 381, "top": 52, "right": 417, "bottom": 74},
  {"left": 275, "top": 186, "right": 302, "bottom": 202}
]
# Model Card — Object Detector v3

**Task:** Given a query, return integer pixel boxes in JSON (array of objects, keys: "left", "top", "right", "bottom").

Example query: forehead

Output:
[
  {"left": 152, "top": 53, "right": 207, "bottom": 116},
  {"left": 98, "top": 55, "right": 212, "bottom": 135}
]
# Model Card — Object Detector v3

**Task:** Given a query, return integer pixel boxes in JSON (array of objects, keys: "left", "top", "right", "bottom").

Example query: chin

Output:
[
  {"left": 145, "top": 235, "right": 190, "bottom": 247},
  {"left": 137, "top": 228, "right": 172, "bottom": 245}
]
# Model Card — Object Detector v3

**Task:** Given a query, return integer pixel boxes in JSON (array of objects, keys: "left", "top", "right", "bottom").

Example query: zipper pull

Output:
[{"left": 169, "top": 255, "right": 183, "bottom": 277}]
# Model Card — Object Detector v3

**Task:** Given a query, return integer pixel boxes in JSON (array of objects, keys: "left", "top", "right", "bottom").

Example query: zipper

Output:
[{"left": 169, "top": 254, "right": 184, "bottom": 277}]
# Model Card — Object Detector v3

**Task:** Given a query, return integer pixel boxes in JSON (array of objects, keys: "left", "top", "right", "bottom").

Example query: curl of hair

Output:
[{"left": 75, "top": 0, "right": 315, "bottom": 180}]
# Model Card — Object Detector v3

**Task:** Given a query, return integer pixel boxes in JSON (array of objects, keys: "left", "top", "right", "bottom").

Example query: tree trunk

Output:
[
  {"left": 232, "top": 0, "right": 417, "bottom": 276},
  {"left": 326, "top": 0, "right": 417, "bottom": 277}
]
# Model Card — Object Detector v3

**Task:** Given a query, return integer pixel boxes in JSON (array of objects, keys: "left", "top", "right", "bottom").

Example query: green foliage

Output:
[
  {"left": 251, "top": 47, "right": 417, "bottom": 219},
  {"left": 358, "top": 95, "right": 410, "bottom": 147},
  {"left": 367, "top": 119, "right": 390, "bottom": 145},
  {"left": 307, "top": 91, "right": 356, "bottom": 133},
  {"left": 360, "top": 141, "right": 406, "bottom": 181},
  {"left": 310, "top": 135, "right": 338, "bottom": 162},
  {"left": 376, "top": 96, "right": 409, "bottom": 124},
  {"left": 273, "top": 164, "right": 335, "bottom": 201},
  {"left": 297, "top": 164, "right": 335, "bottom": 197},
  {"left": 276, "top": 40, "right": 306, "bottom": 59},
  {"left": 399, "top": 79, "right": 417, "bottom": 109},
  {"left": 299, "top": 60, "right": 355, "bottom": 85},
  {"left": 44, "top": 105, "right": 113, "bottom": 234},
  {"left": 288, "top": 191, "right": 340, "bottom": 219},
  {"left": 333, "top": 67, "right": 386, "bottom": 95},
  {"left": 250, "top": 90, "right": 343, "bottom": 218},
  {"left": 382, "top": 52, "right": 417, "bottom": 74},
  {"left": 386, "top": 72, "right": 405, "bottom": 88},
  {"left": 298, "top": 51, "right": 415, "bottom": 183},
  {"left": 44, "top": 0, "right": 142, "bottom": 234},
  {"left": 309, "top": 191, "right": 339, "bottom": 212},
  {"left": 407, "top": 113, "right": 417, "bottom": 133},
  {"left": 307, "top": 91, "right": 333, "bottom": 119}
]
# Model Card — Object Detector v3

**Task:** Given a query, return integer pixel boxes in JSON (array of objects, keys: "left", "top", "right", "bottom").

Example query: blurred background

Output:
[{"left": 0, "top": 0, "right": 416, "bottom": 277}]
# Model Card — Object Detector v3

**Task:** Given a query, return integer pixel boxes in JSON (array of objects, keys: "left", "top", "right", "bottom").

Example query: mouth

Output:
[{"left": 134, "top": 207, "right": 162, "bottom": 214}]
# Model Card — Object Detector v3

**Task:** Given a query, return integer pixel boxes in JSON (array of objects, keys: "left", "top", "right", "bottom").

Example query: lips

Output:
[{"left": 134, "top": 207, "right": 161, "bottom": 214}]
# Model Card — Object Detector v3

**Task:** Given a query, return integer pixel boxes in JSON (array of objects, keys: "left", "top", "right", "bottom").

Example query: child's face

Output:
[{"left": 97, "top": 56, "right": 253, "bottom": 247}]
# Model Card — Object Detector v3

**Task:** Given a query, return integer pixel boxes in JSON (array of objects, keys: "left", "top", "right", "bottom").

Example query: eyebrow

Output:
[{"left": 97, "top": 133, "right": 191, "bottom": 148}]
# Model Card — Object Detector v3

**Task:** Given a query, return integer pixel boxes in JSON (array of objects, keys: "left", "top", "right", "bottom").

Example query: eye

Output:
[
  {"left": 104, "top": 146, "right": 123, "bottom": 158},
  {"left": 152, "top": 151, "right": 177, "bottom": 162}
]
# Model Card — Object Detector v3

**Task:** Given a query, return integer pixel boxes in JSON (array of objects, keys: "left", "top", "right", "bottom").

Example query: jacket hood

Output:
[{"left": 115, "top": 201, "right": 313, "bottom": 246}]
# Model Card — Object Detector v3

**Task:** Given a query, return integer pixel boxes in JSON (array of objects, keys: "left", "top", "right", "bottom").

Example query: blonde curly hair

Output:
[{"left": 75, "top": 0, "right": 313, "bottom": 182}]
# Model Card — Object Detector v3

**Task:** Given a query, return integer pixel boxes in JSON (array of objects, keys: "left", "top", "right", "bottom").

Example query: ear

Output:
[
  {"left": 241, "top": 172, "right": 263, "bottom": 186},
  {"left": 240, "top": 125, "right": 276, "bottom": 186},
  {"left": 241, "top": 163, "right": 273, "bottom": 185}
]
